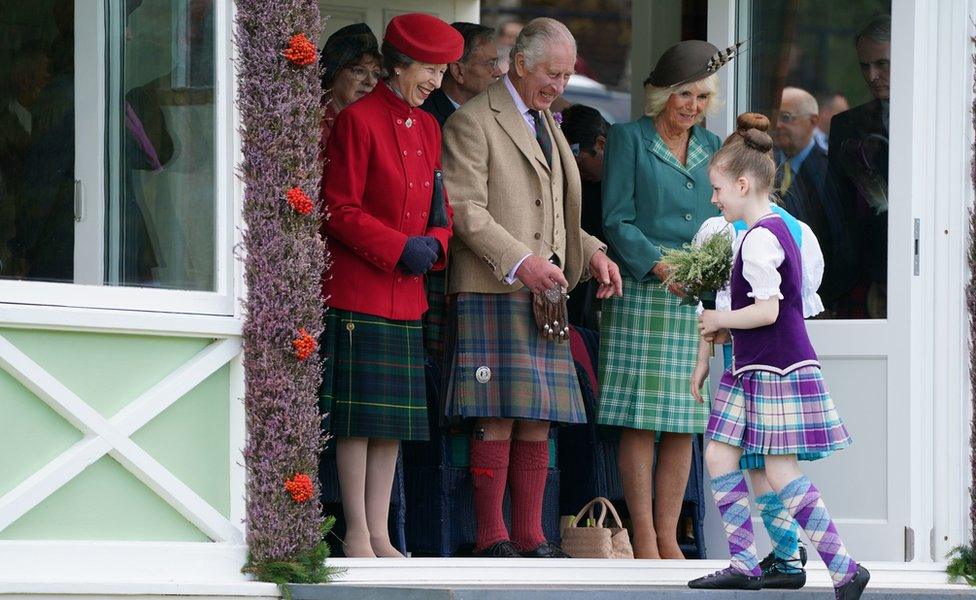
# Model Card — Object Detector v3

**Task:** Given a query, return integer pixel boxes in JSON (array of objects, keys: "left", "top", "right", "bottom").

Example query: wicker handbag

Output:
[{"left": 561, "top": 496, "right": 634, "bottom": 559}]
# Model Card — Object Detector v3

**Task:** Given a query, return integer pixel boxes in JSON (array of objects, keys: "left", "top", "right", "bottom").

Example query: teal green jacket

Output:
[{"left": 601, "top": 117, "right": 721, "bottom": 282}]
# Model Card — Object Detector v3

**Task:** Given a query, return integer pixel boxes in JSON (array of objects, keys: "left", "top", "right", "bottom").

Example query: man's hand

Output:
[
  {"left": 588, "top": 251, "right": 623, "bottom": 299},
  {"left": 516, "top": 255, "right": 569, "bottom": 294},
  {"left": 652, "top": 261, "right": 686, "bottom": 298}
]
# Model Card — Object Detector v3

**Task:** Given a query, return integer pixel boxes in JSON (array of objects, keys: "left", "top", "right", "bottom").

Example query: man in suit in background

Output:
[
  {"left": 421, "top": 22, "right": 501, "bottom": 127},
  {"left": 824, "top": 15, "right": 891, "bottom": 318},
  {"left": 442, "top": 18, "right": 621, "bottom": 558},
  {"left": 774, "top": 86, "right": 854, "bottom": 313}
]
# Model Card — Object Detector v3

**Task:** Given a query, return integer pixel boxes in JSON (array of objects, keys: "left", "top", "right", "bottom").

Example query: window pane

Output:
[
  {"left": 112, "top": 0, "right": 215, "bottom": 290},
  {"left": 737, "top": 1, "right": 891, "bottom": 319},
  {"left": 0, "top": 0, "right": 216, "bottom": 291}
]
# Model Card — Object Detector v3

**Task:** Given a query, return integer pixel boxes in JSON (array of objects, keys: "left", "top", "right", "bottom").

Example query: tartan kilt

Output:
[
  {"left": 707, "top": 366, "right": 852, "bottom": 455},
  {"left": 423, "top": 270, "right": 449, "bottom": 365},
  {"left": 319, "top": 309, "right": 429, "bottom": 441},
  {"left": 444, "top": 291, "right": 585, "bottom": 424},
  {"left": 597, "top": 277, "right": 709, "bottom": 433}
]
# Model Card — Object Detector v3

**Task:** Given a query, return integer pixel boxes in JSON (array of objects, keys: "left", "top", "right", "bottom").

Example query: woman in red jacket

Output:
[{"left": 319, "top": 14, "right": 462, "bottom": 558}]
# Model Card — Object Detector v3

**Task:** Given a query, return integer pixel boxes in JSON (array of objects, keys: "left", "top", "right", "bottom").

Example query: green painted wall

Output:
[{"left": 0, "top": 328, "right": 233, "bottom": 541}]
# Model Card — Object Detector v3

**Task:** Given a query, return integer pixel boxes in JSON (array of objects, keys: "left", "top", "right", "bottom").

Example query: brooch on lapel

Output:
[
  {"left": 552, "top": 111, "right": 563, "bottom": 129},
  {"left": 404, "top": 117, "right": 414, "bottom": 128}
]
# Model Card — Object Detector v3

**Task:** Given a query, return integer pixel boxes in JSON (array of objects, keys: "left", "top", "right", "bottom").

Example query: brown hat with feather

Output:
[{"left": 644, "top": 40, "right": 745, "bottom": 88}]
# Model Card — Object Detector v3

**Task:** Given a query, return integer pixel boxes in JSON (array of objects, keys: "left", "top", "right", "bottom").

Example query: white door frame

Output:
[{"left": 708, "top": 0, "right": 973, "bottom": 562}]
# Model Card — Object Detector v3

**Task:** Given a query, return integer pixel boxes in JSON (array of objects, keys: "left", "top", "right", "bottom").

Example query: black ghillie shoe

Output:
[
  {"left": 688, "top": 566, "right": 763, "bottom": 590},
  {"left": 834, "top": 564, "right": 870, "bottom": 600},
  {"left": 758, "top": 545, "right": 808, "bottom": 589},
  {"left": 758, "top": 543, "right": 808, "bottom": 569},
  {"left": 761, "top": 558, "right": 807, "bottom": 589}
]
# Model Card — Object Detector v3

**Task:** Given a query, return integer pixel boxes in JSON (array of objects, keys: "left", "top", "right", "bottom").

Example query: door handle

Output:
[{"left": 74, "top": 179, "right": 84, "bottom": 222}]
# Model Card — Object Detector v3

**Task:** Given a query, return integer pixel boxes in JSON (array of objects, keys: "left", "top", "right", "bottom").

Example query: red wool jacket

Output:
[{"left": 321, "top": 83, "right": 453, "bottom": 321}]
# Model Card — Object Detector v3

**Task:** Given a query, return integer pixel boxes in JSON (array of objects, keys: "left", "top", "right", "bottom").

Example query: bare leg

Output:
[
  {"left": 654, "top": 432, "right": 692, "bottom": 558},
  {"left": 476, "top": 417, "right": 515, "bottom": 441},
  {"left": 365, "top": 438, "right": 403, "bottom": 557},
  {"left": 618, "top": 428, "right": 659, "bottom": 559},
  {"left": 336, "top": 436, "right": 375, "bottom": 557},
  {"left": 748, "top": 468, "right": 774, "bottom": 497}
]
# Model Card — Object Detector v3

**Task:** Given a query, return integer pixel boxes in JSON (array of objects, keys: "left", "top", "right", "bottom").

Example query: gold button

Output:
[{"left": 346, "top": 322, "right": 355, "bottom": 332}]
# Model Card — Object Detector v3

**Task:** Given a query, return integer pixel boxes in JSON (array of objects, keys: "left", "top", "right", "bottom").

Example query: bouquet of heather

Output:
[{"left": 659, "top": 232, "right": 733, "bottom": 310}]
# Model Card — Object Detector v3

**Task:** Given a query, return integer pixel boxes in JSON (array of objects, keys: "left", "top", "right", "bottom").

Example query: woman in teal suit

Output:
[{"left": 597, "top": 41, "right": 733, "bottom": 559}]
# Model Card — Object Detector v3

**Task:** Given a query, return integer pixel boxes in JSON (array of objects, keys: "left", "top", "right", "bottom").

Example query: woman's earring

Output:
[{"left": 395, "top": 70, "right": 401, "bottom": 77}]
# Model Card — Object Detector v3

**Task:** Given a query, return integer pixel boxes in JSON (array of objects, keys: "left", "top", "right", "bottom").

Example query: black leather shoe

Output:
[
  {"left": 520, "top": 541, "right": 569, "bottom": 558},
  {"left": 834, "top": 564, "right": 870, "bottom": 600},
  {"left": 759, "top": 543, "right": 808, "bottom": 569},
  {"left": 474, "top": 540, "right": 521, "bottom": 558},
  {"left": 688, "top": 566, "right": 763, "bottom": 590},
  {"left": 758, "top": 545, "right": 808, "bottom": 589},
  {"left": 762, "top": 560, "right": 807, "bottom": 589}
]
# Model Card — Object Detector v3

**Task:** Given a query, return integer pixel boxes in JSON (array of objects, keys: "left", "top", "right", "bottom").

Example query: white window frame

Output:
[{"left": 0, "top": 0, "right": 240, "bottom": 321}]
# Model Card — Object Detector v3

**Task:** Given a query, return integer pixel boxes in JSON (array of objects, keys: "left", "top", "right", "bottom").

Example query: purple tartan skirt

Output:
[
  {"left": 707, "top": 366, "right": 852, "bottom": 455},
  {"left": 444, "top": 291, "right": 586, "bottom": 424}
]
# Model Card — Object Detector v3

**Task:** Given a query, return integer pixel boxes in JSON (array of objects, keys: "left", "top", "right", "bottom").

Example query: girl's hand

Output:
[
  {"left": 703, "top": 328, "right": 731, "bottom": 344},
  {"left": 690, "top": 360, "right": 709, "bottom": 403},
  {"left": 698, "top": 309, "right": 721, "bottom": 336}
]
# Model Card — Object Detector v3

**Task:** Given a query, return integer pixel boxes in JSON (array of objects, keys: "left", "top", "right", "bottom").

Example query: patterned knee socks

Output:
[
  {"left": 778, "top": 475, "right": 858, "bottom": 587},
  {"left": 470, "top": 439, "right": 510, "bottom": 550},
  {"left": 755, "top": 491, "right": 803, "bottom": 572},
  {"left": 711, "top": 470, "right": 762, "bottom": 576}
]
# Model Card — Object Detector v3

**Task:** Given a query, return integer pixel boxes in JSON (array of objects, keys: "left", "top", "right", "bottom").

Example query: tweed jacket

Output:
[{"left": 441, "top": 78, "right": 605, "bottom": 295}]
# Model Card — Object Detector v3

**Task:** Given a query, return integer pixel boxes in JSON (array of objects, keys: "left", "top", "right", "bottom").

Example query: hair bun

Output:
[
  {"left": 740, "top": 128, "right": 773, "bottom": 153},
  {"left": 736, "top": 112, "right": 769, "bottom": 133}
]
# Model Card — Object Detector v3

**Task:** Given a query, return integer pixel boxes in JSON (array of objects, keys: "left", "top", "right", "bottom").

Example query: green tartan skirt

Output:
[
  {"left": 423, "top": 270, "right": 449, "bottom": 365},
  {"left": 319, "top": 309, "right": 429, "bottom": 441},
  {"left": 597, "top": 278, "right": 709, "bottom": 433}
]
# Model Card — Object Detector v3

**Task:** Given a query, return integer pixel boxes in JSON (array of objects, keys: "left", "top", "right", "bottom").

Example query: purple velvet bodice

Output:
[{"left": 730, "top": 215, "right": 819, "bottom": 375}]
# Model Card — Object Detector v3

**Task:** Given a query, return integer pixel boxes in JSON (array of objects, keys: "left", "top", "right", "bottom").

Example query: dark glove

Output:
[
  {"left": 420, "top": 236, "right": 441, "bottom": 260},
  {"left": 398, "top": 236, "right": 438, "bottom": 275}
]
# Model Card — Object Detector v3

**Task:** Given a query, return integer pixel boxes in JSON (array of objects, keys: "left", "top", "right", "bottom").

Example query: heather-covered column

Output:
[{"left": 235, "top": 0, "right": 327, "bottom": 568}]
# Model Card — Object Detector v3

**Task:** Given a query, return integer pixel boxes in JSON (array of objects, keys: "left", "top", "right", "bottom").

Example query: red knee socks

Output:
[
  {"left": 508, "top": 439, "right": 549, "bottom": 552},
  {"left": 470, "top": 439, "right": 510, "bottom": 550}
]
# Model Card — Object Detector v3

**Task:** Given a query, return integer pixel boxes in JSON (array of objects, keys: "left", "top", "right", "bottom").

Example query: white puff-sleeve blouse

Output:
[{"left": 693, "top": 214, "right": 825, "bottom": 317}]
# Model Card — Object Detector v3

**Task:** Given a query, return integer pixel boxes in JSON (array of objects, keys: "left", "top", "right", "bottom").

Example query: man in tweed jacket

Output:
[{"left": 441, "top": 17, "right": 622, "bottom": 558}]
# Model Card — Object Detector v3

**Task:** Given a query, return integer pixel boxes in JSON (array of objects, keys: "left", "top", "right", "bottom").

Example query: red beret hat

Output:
[{"left": 384, "top": 13, "right": 464, "bottom": 64}]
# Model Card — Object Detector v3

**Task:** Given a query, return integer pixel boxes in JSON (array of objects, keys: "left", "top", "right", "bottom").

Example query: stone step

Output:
[{"left": 289, "top": 585, "right": 973, "bottom": 600}]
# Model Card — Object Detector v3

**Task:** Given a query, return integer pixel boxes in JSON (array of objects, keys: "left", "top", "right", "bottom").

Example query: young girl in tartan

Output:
[{"left": 688, "top": 113, "right": 869, "bottom": 599}]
